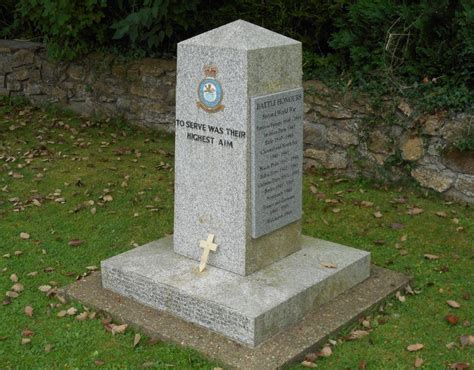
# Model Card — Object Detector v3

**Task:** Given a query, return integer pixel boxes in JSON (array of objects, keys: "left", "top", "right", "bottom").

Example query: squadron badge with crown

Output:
[{"left": 197, "top": 65, "right": 224, "bottom": 113}]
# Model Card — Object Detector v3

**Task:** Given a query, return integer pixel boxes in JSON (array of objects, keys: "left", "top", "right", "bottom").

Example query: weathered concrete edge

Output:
[{"left": 60, "top": 266, "right": 410, "bottom": 370}]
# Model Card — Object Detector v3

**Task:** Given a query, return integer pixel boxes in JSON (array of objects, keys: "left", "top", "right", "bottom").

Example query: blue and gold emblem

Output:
[{"left": 197, "top": 65, "right": 224, "bottom": 113}]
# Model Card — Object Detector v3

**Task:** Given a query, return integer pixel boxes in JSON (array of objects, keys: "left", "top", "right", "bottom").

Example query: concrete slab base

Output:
[
  {"left": 100, "top": 236, "right": 370, "bottom": 346},
  {"left": 62, "top": 266, "right": 410, "bottom": 369}
]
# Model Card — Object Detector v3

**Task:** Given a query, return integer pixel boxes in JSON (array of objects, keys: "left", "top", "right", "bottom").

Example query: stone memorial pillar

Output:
[
  {"left": 173, "top": 20, "right": 303, "bottom": 275},
  {"left": 101, "top": 20, "right": 370, "bottom": 347}
]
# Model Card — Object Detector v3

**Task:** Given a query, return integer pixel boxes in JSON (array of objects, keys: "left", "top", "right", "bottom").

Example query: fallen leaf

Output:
[
  {"left": 133, "top": 333, "right": 141, "bottom": 348},
  {"left": 111, "top": 323, "right": 128, "bottom": 335},
  {"left": 6, "top": 291, "right": 19, "bottom": 298},
  {"left": 447, "top": 300, "right": 461, "bottom": 309},
  {"left": 424, "top": 254, "right": 440, "bottom": 260},
  {"left": 103, "top": 195, "right": 113, "bottom": 202},
  {"left": 390, "top": 223, "right": 404, "bottom": 230},
  {"left": 66, "top": 307, "right": 78, "bottom": 316},
  {"left": 332, "top": 208, "right": 341, "bottom": 214},
  {"left": 319, "top": 345, "right": 332, "bottom": 357},
  {"left": 38, "top": 285, "right": 52, "bottom": 293},
  {"left": 24, "top": 306, "right": 33, "bottom": 317},
  {"left": 407, "top": 207, "right": 424, "bottom": 216},
  {"left": 321, "top": 262, "right": 337, "bottom": 269},
  {"left": 348, "top": 330, "right": 370, "bottom": 340},
  {"left": 450, "top": 363, "right": 470, "bottom": 369},
  {"left": 360, "top": 201, "right": 373, "bottom": 208},
  {"left": 57, "top": 310, "right": 67, "bottom": 317},
  {"left": 460, "top": 335, "right": 474, "bottom": 347},
  {"left": 22, "top": 329, "right": 34, "bottom": 337},
  {"left": 20, "top": 232, "right": 30, "bottom": 240},
  {"left": 14, "top": 250, "right": 23, "bottom": 256},
  {"left": 94, "top": 360, "right": 105, "bottom": 366},
  {"left": 446, "top": 342, "right": 456, "bottom": 349},
  {"left": 27, "top": 271, "right": 38, "bottom": 277},
  {"left": 414, "top": 357, "right": 424, "bottom": 368},
  {"left": 359, "top": 360, "right": 367, "bottom": 369},
  {"left": 436, "top": 211, "right": 448, "bottom": 218},
  {"left": 10, "top": 274, "right": 18, "bottom": 283},
  {"left": 76, "top": 312, "right": 88, "bottom": 321},
  {"left": 68, "top": 239, "right": 84, "bottom": 247},
  {"left": 21, "top": 338, "right": 31, "bottom": 345},
  {"left": 301, "top": 361, "right": 317, "bottom": 368},
  {"left": 396, "top": 291, "right": 406, "bottom": 302},
  {"left": 309, "top": 185, "right": 317, "bottom": 194},
  {"left": 373, "top": 211, "right": 383, "bottom": 218},
  {"left": 446, "top": 314, "right": 459, "bottom": 325},
  {"left": 44, "top": 343, "right": 53, "bottom": 353},
  {"left": 407, "top": 343, "right": 424, "bottom": 352},
  {"left": 12, "top": 283, "right": 24, "bottom": 292}
]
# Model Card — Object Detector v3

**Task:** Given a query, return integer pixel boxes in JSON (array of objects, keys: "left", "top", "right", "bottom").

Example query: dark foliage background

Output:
[{"left": 1, "top": 0, "right": 473, "bottom": 112}]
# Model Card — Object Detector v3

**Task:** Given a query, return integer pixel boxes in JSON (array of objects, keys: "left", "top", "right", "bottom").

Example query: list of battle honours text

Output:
[{"left": 251, "top": 88, "right": 303, "bottom": 238}]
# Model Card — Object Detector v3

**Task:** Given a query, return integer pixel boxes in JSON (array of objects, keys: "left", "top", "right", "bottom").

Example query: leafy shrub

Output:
[
  {"left": 110, "top": 0, "right": 199, "bottom": 51},
  {"left": 14, "top": 0, "right": 109, "bottom": 60}
]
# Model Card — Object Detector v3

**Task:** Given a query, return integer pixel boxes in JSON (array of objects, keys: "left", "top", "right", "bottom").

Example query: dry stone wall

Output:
[{"left": 1, "top": 40, "right": 473, "bottom": 203}]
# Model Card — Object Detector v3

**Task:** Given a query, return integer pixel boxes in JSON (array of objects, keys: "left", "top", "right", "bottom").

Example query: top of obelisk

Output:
[{"left": 179, "top": 19, "right": 300, "bottom": 50}]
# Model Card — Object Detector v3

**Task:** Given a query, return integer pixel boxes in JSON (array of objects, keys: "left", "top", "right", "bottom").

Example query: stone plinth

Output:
[{"left": 101, "top": 235, "right": 370, "bottom": 347}]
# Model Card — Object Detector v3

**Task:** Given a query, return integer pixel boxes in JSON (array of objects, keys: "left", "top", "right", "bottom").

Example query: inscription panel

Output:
[{"left": 251, "top": 88, "right": 303, "bottom": 238}]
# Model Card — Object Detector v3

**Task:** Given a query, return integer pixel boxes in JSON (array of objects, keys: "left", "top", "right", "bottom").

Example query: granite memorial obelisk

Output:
[{"left": 101, "top": 20, "right": 371, "bottom": 347}]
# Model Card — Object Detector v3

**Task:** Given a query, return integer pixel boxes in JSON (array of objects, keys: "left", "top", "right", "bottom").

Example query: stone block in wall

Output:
[
  {"left": 24, "top": 82, "right": 43, "bottom": 95},
  {"left": 367, "top": 129, "right": 394, "bottom": 155},
  {"left": 304, "top": 148, "right": 347, "bottom": 169},
  {"left": 140, "top": 58, "right": 176, "bottom": 75},
  {"left": 13, "top": 50, "right": 35, "bottom": 68},
  {"left": 0, "top": 55, "right": 13, "bottom": 74},
  {"left": 68, "top": 65, "right": 86, "bottom": 81},
  {"left": 304, "top": 121, "right": 327, "bottom": 149},
  {"left": 317, "top": 105, "right": 352, "bottom": 120},
  {"left": 327, "top": 126, "right": 359, "bottom": 147},
  {"left": 411, "top": 166, "right": 454, "bottom": 193},
  {"left": 454, "top": 174, "right": 474, "bottom": 198},
  {"left": 130, "top": 83, "right": 163, "bottom": 99},
  {"left": 420, "top": 114, "right": 444, "bottom": 136},
  {"left": 94, "top": 78, "right": 126, "bottom": 96},
  {"left": 0, "top": 74, "right": 5, "bottom": 88},
  {"left": 6, "top": 77, "right": 21, "bottom": 92},
  {"left": 442, "top": 149, "right": 474, "bottom": 176},
  {"left": 401, "top": 136, "right": 424, "bottom": 161}
]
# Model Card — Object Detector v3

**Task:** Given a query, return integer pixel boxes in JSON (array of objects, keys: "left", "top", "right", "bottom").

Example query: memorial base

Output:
[{"left": 100, "top": 236, "right": 370, "bottom": 347}]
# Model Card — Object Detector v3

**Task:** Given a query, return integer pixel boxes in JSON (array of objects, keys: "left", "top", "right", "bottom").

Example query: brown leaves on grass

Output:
[
  {"left": 407, "top": 343, "right": 424, "bottom": 352},
  {"left": 424, "top": 254, "right": 440, "bottom": 260},
  {"left": 133, "top": 333, "right": 141, "bottom": 348},
  {"left": 407, "top": 207, "right": 424, "bottom": 216},
  {"left": 19, "top": 232, "right": 30, "bottom": 240},
  {"left": 68, "top": 239, "right": 84, "bottom": 247},
  {"left": 446, "top": 314, "right": 460, "bottom": 325},
  {"left": 460, "top": 335, "right": 474, "bottom": 347},
  {"left": 24, "top": 306, "right": 33, "bottom": 317},
  {"left": 447, "top": 300, "right": 461, "bottom": 309},
  {"left": 414, "top": 357, "right": 424, "bottom": 368},
  {"left": 347, "top": 330, "right": 370, "bottom": 340}
]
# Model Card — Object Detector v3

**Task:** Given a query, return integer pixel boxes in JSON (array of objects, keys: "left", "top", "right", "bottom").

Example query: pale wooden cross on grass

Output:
[{"left": 199, "top": 234, "right": 218, "bottom": 272}]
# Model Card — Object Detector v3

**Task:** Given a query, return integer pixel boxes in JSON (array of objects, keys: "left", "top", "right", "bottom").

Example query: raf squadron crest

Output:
[{"left": 197, "top": 65, "right": 224, "bottom": 113}]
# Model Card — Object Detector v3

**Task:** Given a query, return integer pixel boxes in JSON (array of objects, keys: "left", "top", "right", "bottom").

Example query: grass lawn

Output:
[{"left": 1, "top": 98, "right": 473, "bottom": 369}]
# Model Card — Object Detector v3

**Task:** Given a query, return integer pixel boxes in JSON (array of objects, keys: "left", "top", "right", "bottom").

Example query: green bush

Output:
[
  {"left": 14, "top": 0, "right": 109, "bottom": 60},
  {"left": 1, "top": 0, "right": 473, "bottom": 112},
  {"left": 329, "top": 0, "right": 474, "bottom": 111}
]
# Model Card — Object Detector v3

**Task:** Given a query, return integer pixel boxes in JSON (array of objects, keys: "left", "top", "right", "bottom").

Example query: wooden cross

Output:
[{"left": 199, "top": 234, "right": 218, "bottom": 272}]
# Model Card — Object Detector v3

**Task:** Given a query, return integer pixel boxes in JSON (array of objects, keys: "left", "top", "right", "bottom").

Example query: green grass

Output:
[{"left": 1, "top": 99, "right": 473, "bottom": 369}]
